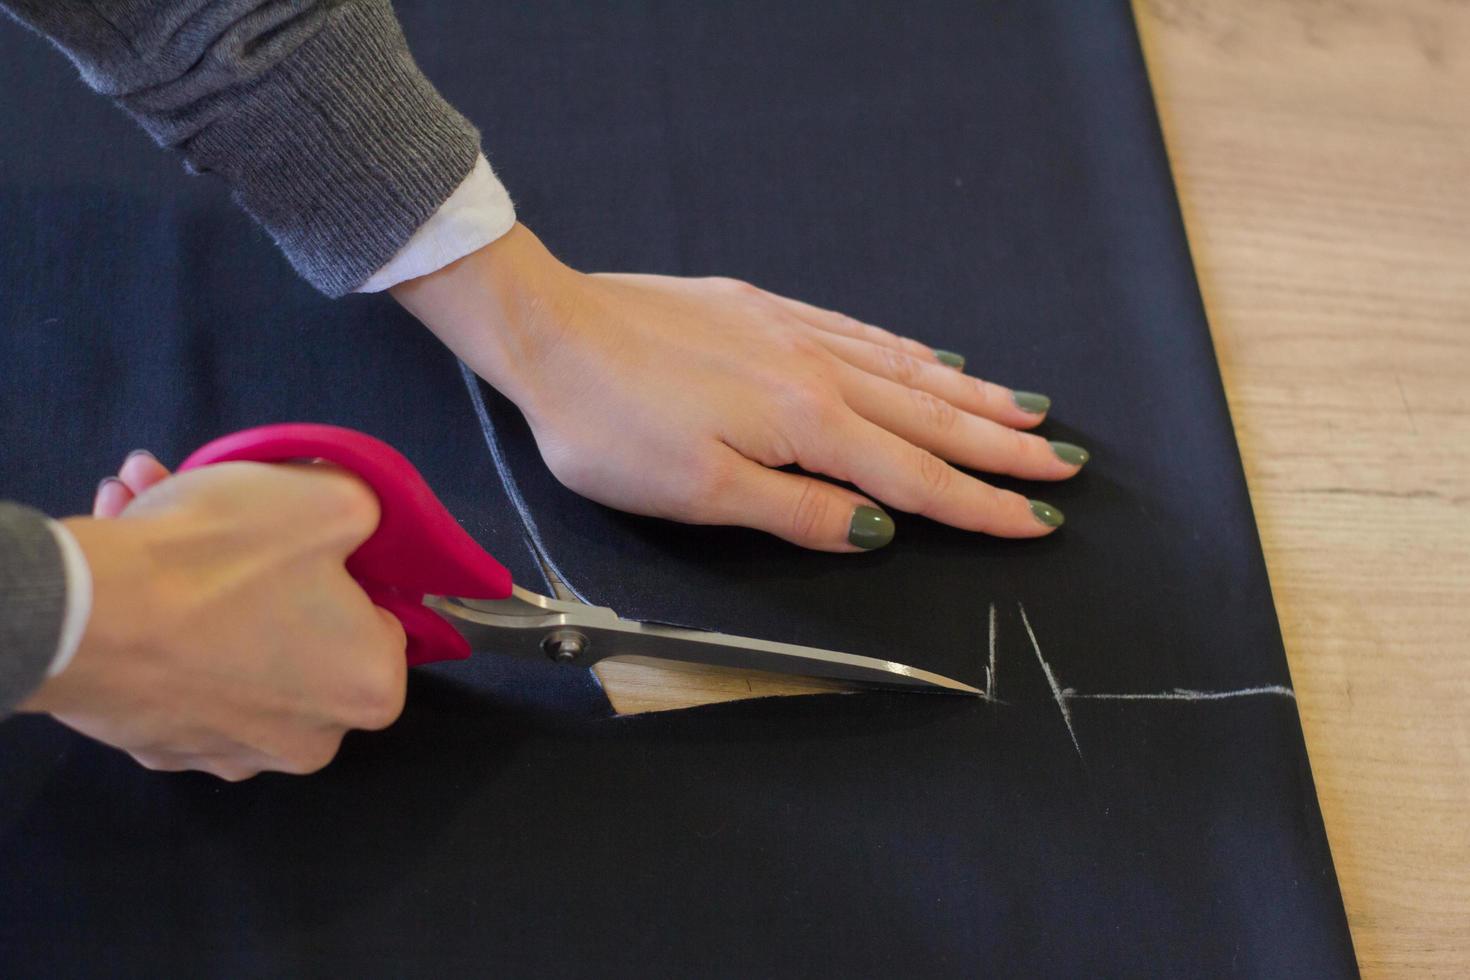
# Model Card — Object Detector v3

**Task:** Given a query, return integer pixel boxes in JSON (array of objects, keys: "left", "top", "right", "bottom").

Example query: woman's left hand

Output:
[{"left": 393, "top": 224, "right": 1086, "bottom": 552}]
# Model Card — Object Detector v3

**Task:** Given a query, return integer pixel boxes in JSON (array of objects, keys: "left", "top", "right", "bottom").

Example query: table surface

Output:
[{"left": 593, "top": 2, "right": 1470, "bottom": 974}]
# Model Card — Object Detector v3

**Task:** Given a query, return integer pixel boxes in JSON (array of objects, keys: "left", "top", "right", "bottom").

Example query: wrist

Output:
[
  {"left": 22, "top": 517, "right": 156, "bottom": 714},
  {"left": 390, "top": 222, "right": 584, "bottom": 409}
]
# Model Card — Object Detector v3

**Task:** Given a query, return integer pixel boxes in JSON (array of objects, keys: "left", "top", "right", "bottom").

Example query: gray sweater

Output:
[
  {"left": 0, "top": 505, "right": 66, "bottom": 714},
  {"left": 1, "top": 0, "right": 483, "bottom": 711}
]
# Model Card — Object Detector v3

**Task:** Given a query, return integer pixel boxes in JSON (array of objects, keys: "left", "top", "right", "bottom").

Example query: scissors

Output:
[{"left": 179, "top": 424, "right": 981, "bottom": 696}]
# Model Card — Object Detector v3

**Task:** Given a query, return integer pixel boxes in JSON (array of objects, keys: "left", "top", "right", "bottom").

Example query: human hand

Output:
[
  {"left": 393, "top": 224, "right": 1087, "bottom": 552},
  {"left": 22, "top": 453, "right": 407, "bottom": 781}
]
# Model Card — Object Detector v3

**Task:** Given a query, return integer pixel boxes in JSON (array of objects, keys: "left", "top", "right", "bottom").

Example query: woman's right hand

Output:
[{"left": 22, "top": 455, "right": 408, "bottom": 781}]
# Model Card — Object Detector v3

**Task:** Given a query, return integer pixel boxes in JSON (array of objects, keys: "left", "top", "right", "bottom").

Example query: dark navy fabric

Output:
[
  {"left": 0, "top": 2, "right": 1355, "bottom": 976},
  {"left": 467, "top": 2, "right": 1284, "bottom": 695}
]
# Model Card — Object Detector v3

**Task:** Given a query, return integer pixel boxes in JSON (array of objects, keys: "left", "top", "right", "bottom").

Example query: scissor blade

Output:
[{"left": 427, "top": 588, "right": 982, "bottom": 696}]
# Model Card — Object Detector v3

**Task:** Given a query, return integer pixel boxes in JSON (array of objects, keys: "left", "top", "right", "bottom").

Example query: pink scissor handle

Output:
[{"left": 178, "top": 423, "right": 514, "bottom": 666}]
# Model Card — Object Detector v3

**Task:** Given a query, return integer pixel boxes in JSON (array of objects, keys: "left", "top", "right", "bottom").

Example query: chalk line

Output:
[
  {"left": 1062, "top": 685, "right": 1295, "bottom": 702},
  {"left": 459, "top": 360, "right": 596, "bottom": 605},
  {"left": 986, "top": 601, "right": 997, "bottom": 700},
  {"left": 461, "top": 369, "right": 1288, "bottom": 716},
  {"left": 1018, "top": 601, "right": 1082, "bottom": 759}
]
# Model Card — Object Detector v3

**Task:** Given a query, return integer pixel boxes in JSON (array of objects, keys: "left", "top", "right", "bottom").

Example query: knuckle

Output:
[
  {"left": 286, "top": 738, "right": 342, "bottom": 775},
  {"left": 776, "top": 378, "right": 834, "bottom": 424},
  {"left": 842, "top": 314, "right": 879, "bottom": 341},
  {"left": 790, "top": 332, "right": 829, "bottom": 362},
  {"left": 305, "top": 744, "right": 339, "bottom": 774},
  {"left": 904, "top": 337, "right": 934, "bottom": 360},
  {"left": 916, "top": 450, "right": 954, "bottom": 502},
  {"left": 967, "top": 377, "right": 997, "bottom": 411},
  {"left": 358, "top": 696, "right": 404, "bottom": 733},
  {"left": 762, "top": 383, "right": 845, "bottom": 471},
  {"left": 789, "top": 481, "right": 833, "bottom": 543},
  {"left": 805, "top": 394, "right": 847, "bottom": 434},
  {"left": 700, "top": 453, "right": 739, "bottom": 498},
  {"left": 376, "top": 608, "right": 409, "bottom": 657},
  {"left": 714, "top": 276, "right": 760, "bottom": 298},
  {"left": 677, "top": 451, "right": 737, "bottom": 509},
  {"left": 353, "top": 663, "right": 407, "bottom": 730},
  {"left": 318, "top": 473, "right": 382, "bottom": 540},
  {"left": 864, "top": 322, "right": 902, "bottom": 349},
  {"left": 131, "top": 752, "right": 177, "bottom": 773},
  {"left": 209, "top": 762, "right": 259, "bottom": 783},
  {"left": 1009, "top": 427, "right": 1034, "bottom": 461},
  {"left": 763, "top": 324, "right": 826, "bottom": 364},
  {"left": 911, "top": 389, "right": 958, "bottom": 434},
  {"left": 880, "top": 346, "right": 919, "bottom": 387},
  {"left": 332, "top": 641, "right": 407, "bottom": 731}
]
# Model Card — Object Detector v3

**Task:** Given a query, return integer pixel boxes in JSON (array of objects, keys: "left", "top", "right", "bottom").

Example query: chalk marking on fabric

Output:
[
  {"left": 459, "top": 360, "right": 596, "bottom": 605},
  {"left": 1018, "top": 601, "right": 1082, "bottom": 760},
  {"left": 526, "top": 536, "right": 581, "bottom": 603},
  {"left": 986, "top": 601, "right": 997, "bottom": 700},
  {"left": 1062, "top": 685, "right": 1296, "bottom": 702}
]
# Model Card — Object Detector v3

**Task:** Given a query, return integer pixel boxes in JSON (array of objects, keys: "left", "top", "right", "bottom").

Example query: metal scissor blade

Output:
[{"left": 426, "top": 587, "right": 982, "bottom": 696}]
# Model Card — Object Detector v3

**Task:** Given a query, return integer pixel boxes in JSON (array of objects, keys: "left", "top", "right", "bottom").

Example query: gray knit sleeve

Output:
[
  {"left": 2, "top": 1, "right": 481, "bottom": 296},
  {"left": 0, "top": 503, "right": 65, "bottom": 716}
]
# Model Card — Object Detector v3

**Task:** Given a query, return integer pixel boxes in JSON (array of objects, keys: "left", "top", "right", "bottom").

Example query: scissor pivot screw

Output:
[{"left": 542, "top": 629, "right": 589, "bottom": 664}]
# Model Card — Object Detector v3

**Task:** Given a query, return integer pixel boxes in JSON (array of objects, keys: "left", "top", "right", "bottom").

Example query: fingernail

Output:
[
  {"left": 124, "top": 449, "right": 157, "bottom": 463},
  {"left": 1013, "top": 391, "right": 1051, "bottom": 415},
  {"left": 1029, "top": 499, "right": 1065, "bottom": 528},
  {"left": 848, "top": 505, "right": 895, "bottom": 549},
  {"left": 1049, "top": 441, "right": 1090, "bottom": 467},
  {"left": 96, "top": 476, "right": 124, "bottom": 496},
  {"left": 933, "top": 349, "right": 966, "bottom": 370}
]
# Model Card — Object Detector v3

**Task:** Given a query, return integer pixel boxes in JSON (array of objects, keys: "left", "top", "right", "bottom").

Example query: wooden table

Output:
[
  {"left": 1139, "top": 3, "right": 1470, "bottom": 973},
  {"left": 598, "top": 3, "right": 1470, "bottom": 973}
]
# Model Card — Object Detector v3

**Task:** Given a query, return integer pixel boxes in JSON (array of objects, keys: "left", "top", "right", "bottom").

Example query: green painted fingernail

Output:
[
  {"left": 1029, "top": 500, "right": 1065, "bottom": 528},
  {"left": 848, "top": 505, "right": 895, "bottom": 549},
  {"left": 1049, "top": 441, "right": 1090, "bottom": 467},
  {"left": 933, "top": 349, "right": 966, "bottom": 370},
  {"left": 1013, "top": 391, "right": 1051, "bottom": 415}
]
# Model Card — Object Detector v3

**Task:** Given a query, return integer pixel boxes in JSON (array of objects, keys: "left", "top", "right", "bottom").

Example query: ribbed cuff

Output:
[
  {"left": 0, "top": 504, "right": 67, "bottom": 715},
  {"left": 356, "top": 154, "right": 517, "bottom": 292},
  {"left": 169, "top": 2, "right": 482, "bottom": 297}
]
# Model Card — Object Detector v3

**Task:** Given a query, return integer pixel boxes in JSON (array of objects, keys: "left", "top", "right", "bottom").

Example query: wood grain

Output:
[
  {"left": 1136, "top": 3, "right": 1470, "bottom": 974},
  {"left": 597, "top": 3, "right": 1470, "bottom": 973}
]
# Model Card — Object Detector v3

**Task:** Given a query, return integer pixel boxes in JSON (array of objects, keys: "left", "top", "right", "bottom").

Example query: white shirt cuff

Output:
[
  {"left": 356, "top": 153, "right": 517, "bottom": 293},
  {"left": 44, "top": 519, "right": 93, "bottom": 679}
]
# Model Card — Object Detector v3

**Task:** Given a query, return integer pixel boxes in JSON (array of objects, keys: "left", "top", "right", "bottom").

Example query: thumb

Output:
[{"left": 713, "top": 454, "right": 895, "bottom": 552}]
